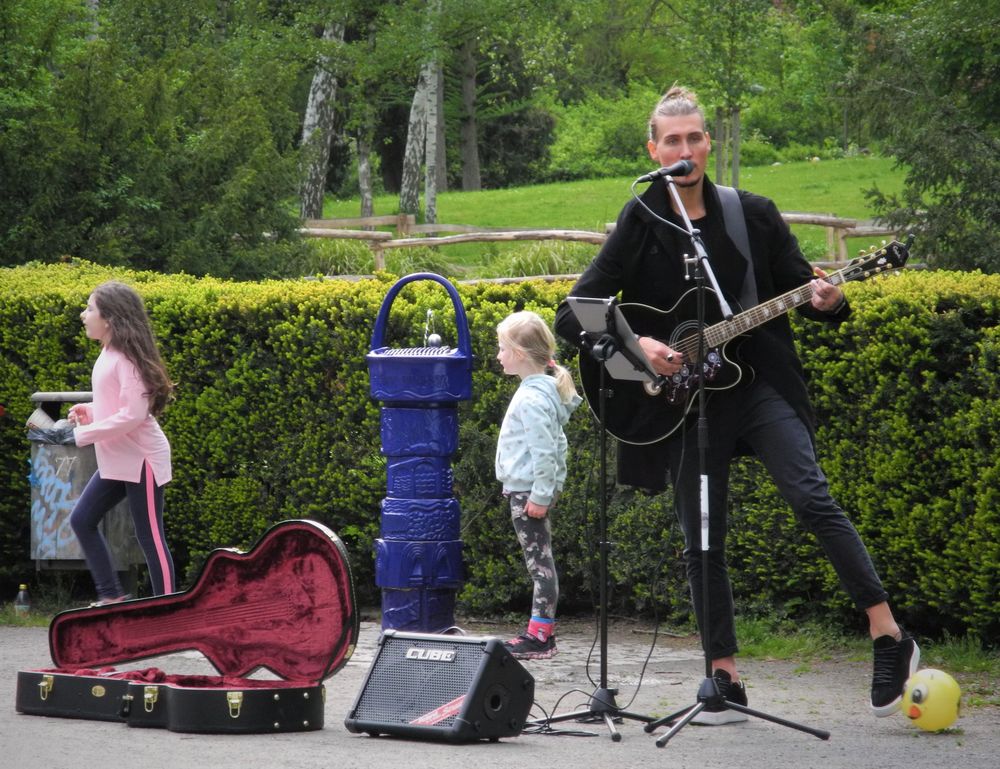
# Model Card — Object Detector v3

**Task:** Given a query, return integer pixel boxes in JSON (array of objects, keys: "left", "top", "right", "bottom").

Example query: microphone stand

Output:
[{"left": 641, "top": 177, "right": 830, "bottom": 747}]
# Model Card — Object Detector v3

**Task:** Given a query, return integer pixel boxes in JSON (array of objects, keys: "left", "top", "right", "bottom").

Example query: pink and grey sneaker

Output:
[{"left": 503, "top": 632, "right": 558, "bottom": 660}]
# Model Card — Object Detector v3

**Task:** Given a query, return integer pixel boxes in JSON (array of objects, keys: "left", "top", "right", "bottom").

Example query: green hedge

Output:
[{"left": 1, "top": 262, "right": 997, "bottom": 640}]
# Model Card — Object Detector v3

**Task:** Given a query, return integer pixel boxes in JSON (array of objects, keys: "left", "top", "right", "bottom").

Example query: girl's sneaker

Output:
[
  {"left": 89, "top": 593, "right": 132, "bottom": 608},
  {"left": 503, "top": 632, "right": 558, "bottom": 660}
]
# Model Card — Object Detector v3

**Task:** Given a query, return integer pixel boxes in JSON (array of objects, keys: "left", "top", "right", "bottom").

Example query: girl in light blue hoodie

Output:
[{"left": 495, "top": 311, "right": 582, "bottom": 660}]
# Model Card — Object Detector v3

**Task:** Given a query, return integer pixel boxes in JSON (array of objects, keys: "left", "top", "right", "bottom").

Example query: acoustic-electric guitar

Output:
[{"left": 578, "top": 239, "right": 910, "bottom": 445}]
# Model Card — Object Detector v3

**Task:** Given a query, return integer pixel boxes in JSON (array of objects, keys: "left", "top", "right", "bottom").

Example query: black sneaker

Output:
[
  {"left": 691, "top": 669, "right": 749, "bottom": 725},
  {"left": 870, "top": 632, "right": 920, "bottom": 716},
  {"left": 503, "top": 632, "right": 557, "bottom": 660}
]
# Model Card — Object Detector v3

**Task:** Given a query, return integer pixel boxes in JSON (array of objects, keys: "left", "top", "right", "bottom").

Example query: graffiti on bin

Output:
[{"left": 30, "top": 446, "right": 86, "bottom": 559}]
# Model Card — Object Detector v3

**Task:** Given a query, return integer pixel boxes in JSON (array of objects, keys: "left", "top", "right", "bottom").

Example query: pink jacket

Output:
[{"left": 73, "top": 346, "right": 172, "bottom": 485}]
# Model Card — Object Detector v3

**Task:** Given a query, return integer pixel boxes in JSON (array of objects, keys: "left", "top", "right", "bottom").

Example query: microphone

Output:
[{"left": 636, "top": 160, "right": 694, "bottom": 183}]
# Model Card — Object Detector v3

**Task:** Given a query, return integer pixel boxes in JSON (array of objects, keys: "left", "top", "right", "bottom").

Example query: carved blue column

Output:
[{"left": 366, "top": 273, "right": 473, "bottom": 632}]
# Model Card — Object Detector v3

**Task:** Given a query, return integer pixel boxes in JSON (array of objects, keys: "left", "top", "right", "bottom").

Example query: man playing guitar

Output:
[{"left": 554, "top": 85, "right": 916, "bottom": 724}]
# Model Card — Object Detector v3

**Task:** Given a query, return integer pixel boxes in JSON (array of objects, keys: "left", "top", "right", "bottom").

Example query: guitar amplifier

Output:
[{"left": 344, "top": 630, "right": 535, "bottom": 742}]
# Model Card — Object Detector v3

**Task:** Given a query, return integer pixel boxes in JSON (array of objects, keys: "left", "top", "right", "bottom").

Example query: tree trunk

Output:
[
  {"left": 730, "top": 106, "right": 741, "bottom": 189},
  {"left": 424, "top": 61, "right": 440, "bottom": 224},
  {"left": 714, "top": 106, "right": 728, "bottom": 186},
  {"left": 357, "top": 132, "right": 374, "bottom": 220},
  {"left": 86, "top": 0, "right": 100, "bottom": 40},
  {"left": 435, "top": 62, "right": 447, "bottom": 192},
  {"left": 842, "top": 100, "right": 849, "bottom": 151},
  {"left": 357, "top": 24, "right": 376, "bottom": 219},
  {"left": 299, "top": 22, "right": 345, "bottom": 220},
  {"left": 399, "top": 68, "right": 430, "bottom": 216},
  {"left": 459, "top": 40, "right": 481, "bottom": 191}
]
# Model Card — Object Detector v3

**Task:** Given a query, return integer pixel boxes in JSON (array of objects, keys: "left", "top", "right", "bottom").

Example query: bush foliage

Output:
[{"left": 1, "top": 262, "right": 997, "bottom": 639}]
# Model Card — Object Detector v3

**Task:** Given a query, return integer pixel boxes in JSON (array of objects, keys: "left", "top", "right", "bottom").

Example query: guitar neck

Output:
[
  {"left": 669, "top": 239, "right": 907, "bottom": 355},
  {"left": 702, "top": 268, "right": 854, "bottom": 349}
]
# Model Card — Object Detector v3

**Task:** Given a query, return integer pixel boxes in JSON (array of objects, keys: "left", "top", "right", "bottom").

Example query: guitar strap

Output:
[{"left": 716, "top": 184, "right": 758, "bottom": 308}]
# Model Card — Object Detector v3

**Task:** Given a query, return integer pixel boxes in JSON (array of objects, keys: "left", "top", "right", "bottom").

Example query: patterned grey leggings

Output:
[{"left": 508, "top": 491, "right": 558, "bottom": 619}]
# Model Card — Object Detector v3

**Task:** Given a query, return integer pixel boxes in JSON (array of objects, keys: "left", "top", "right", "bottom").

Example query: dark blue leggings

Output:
[{"left": 70, "top": 462, "right": 175, "bottom": 600}]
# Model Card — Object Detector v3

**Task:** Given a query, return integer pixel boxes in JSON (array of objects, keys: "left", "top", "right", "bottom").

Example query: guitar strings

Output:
[{"left": 670, "top": 280, "right": 826, "bottom": 362}]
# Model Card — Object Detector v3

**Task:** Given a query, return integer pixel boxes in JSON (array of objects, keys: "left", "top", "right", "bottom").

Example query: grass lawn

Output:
[{"left": 321, "top": 155, "right": 906, "bottom": 273}]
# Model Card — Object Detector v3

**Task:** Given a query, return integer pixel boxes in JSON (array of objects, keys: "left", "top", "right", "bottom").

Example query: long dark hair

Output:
[{"left": 92, "top": 281, "right": 174, "bottom": 417}]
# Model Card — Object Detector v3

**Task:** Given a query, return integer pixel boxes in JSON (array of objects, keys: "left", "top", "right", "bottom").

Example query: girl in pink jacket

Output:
[{"left": 69, "top": 281, "right": 176, "bottom": 605}]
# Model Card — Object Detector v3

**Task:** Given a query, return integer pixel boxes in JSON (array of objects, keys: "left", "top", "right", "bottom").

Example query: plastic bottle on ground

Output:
[{"left": 14, "top": 584, "right": 31, "bottom": 616}]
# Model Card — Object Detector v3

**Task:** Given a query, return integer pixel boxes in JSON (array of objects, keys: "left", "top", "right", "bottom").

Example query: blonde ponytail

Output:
[{"left": 550, "top": 362, "right": 578, "bottom": 404}]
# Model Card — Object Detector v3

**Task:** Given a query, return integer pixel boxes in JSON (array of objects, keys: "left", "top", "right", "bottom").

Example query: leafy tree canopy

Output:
[
  {"left": 1, "top": 0, "right": 998, "bottom": 275},
  {"left": 850, "top": 0, "right": 1000, "bottom": 271}
]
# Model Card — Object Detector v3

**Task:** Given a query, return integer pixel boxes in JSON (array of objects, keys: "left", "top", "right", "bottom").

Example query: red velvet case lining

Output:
[
  {"left": 46, "top": 520, "right": 357, "bottom": 686},
  {"left": 32, "top": 667, "right": 314, "bottom": 689}
]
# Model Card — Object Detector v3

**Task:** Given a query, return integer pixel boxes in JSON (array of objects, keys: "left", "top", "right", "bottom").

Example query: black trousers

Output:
[{"left": 667, "top": 379, "right": 889, "bottom": 660}]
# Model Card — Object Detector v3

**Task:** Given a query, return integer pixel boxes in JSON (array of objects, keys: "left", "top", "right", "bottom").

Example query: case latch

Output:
[
  {"left": 143, "top": 685, "right": 159, "bottom": 713},
  {"left": 227, "top": 691, "right": 244, "bottom": 719},
  {"left": 39, "top": 674, "right": 54, "bottom": 701}
]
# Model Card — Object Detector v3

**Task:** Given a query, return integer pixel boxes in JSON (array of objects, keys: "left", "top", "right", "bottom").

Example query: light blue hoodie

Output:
[{"left": 495, "top": 374, "right": 582, "bottom": 506}]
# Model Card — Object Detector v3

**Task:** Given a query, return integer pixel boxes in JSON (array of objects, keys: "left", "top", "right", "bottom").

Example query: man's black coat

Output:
[{"left": 554, "top": 178, "right": 849, "bottom": 491}]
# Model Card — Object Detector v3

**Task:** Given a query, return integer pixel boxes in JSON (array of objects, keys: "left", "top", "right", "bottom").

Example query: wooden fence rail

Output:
[
  {"left": 780, "top": 212, "right": 900, "bottom": 262},
  {"left": 301, "top": 213, "right": 898, "bottom": 271}
]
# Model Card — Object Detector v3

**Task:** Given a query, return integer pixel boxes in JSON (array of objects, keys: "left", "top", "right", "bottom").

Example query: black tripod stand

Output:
[
  {"left": 639, "top": 180, "right": 831, "bottom": 748},
  {"left": 528, "top": 300, "right": 662, "bottom": 742}
]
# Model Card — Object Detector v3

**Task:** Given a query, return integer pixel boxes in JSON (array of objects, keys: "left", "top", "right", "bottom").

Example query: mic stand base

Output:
[
  {"left": 528, "top": 687, "right": 655, "bottom": 743},
  {"left": 644, "top": 675, "right": 831, "bottom": 747}
]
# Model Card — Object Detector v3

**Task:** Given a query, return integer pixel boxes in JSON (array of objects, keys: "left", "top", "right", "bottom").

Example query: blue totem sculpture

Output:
[{"left": 366, "top": 273, "right": 473, "bottom": 632}]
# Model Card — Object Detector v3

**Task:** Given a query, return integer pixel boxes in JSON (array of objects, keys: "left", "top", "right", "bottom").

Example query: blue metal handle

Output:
[{"left": 369, "top": 273, "right": 471, "bottom": 356}]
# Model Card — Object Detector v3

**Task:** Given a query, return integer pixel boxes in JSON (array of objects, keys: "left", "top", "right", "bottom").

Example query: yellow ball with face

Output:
[{"left": 901, "top": 668, "right": 961, "bottom": 731}]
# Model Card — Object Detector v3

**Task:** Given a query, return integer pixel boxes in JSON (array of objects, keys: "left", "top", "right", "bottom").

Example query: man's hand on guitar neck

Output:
[
  {"left": 810, "top": 267, "right": 847, "bottom": 313},
  {"left": 638, "top": 335, "right": 685, "bottom": 376}
]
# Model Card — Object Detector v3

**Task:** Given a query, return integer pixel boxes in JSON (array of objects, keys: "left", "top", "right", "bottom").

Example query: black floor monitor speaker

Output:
[{"left": 344, "top": 629, "right": 535, "bottom": 742}]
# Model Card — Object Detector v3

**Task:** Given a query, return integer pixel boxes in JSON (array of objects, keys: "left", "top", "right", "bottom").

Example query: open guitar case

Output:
[{"left": 15, "top": 519, "right": 358, "bottom": 734}]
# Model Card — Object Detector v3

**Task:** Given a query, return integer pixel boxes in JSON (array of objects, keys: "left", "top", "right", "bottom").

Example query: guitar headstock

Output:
[{"left": 840, "top": 237, "right": 911, "bottom": 283}]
